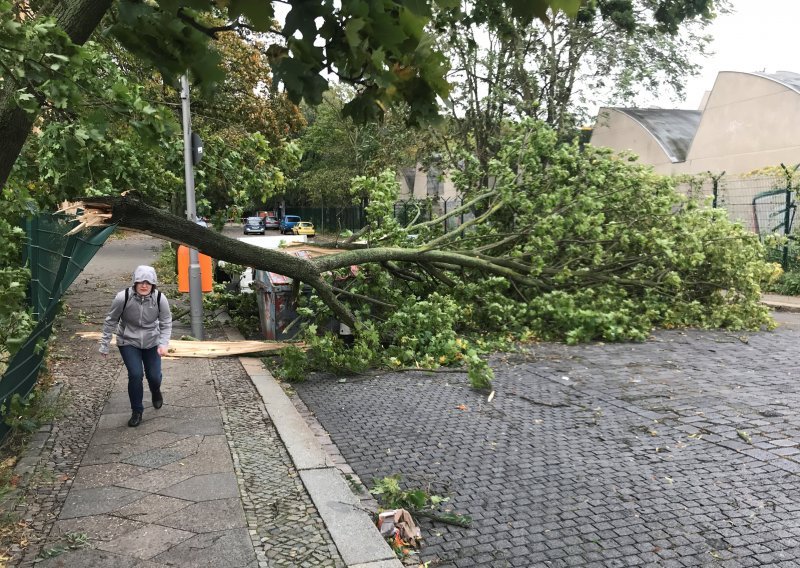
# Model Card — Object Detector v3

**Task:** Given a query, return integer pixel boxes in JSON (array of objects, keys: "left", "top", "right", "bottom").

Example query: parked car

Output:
[
  {"left": 279, "top": 215, "right": 301, "bottom": 234},
  {"left": 262, "top": 216, "right": 279, "bottom": 230},
  {"left": 243, "top": 216, "right": 265, "bottom": 235},
  {"left": 292, "top": 221, "right": 316, "bottom": 237}
]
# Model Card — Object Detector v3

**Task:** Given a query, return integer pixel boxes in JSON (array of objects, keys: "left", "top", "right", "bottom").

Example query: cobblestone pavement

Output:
[
  {"left": 210, "top": 357, "right": 344, "bottom": 567},
  {"left": 295, "top": 316, "right": 800, "bottom": 567},
  {"left": 5, "top": 234, "right": 344, "bottom": 567}
]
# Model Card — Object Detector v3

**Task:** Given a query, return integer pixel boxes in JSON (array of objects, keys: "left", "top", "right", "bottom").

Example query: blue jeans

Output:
[{"left": 118, "top": 345, "right": 162, "bottom": 413}]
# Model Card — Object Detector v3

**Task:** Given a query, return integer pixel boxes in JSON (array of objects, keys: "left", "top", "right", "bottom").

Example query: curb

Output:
[
  {"left": 763, "top": 301, "right": 800, "bottom": 313},
  {"left": 222, "top": 325, "right": 401, "bottom": 568}
]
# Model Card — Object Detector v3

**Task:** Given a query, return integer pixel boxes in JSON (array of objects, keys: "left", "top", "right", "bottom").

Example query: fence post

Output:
[
  {"left": 779, "top": 163, "right": 799, "bottom": 269},
  {"left": 709, "top": 171, "right": 725, "bottom": 209}
]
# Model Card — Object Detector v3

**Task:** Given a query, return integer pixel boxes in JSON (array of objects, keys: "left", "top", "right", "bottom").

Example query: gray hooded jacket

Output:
[{"left": 99, "top": 265, "right": 172, "bottom": 354}]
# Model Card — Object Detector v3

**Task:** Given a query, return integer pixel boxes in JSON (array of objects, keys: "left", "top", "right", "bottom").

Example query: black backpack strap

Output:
[
  {"left": 118, "top": 288, "right": 161, "bottom": 321},
  {"left": 118, "top": 288, "right": 130, "bottom": 322}
]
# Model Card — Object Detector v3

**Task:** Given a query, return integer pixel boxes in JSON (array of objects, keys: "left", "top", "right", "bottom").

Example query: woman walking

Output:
[{"left": 99, "top": 265, "right": 172, "bottom": 427}]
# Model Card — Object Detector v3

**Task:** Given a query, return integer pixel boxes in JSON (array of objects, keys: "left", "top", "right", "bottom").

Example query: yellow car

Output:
[{"left": 292, "top": 221, "right": 316, "bottom": 237}]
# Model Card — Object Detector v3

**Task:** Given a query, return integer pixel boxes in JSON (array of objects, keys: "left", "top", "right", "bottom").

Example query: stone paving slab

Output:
[
  {"left": 150, "top": 528, "right": 257, "bottom": 567},
  {"left": 50, "top": 514, "right": 144, "bottom": 543},
  {"left": 69, "top": 462, "right": 151, "bottom": 489},
  {"left": 114, "top": 493, "right": 192, "bottom": 524},
  {"left": 36, "top": 548, "right": 138, "bottom": 568},
  {"left": 158, "top": 497, "right": 247, "bottom": 532},
  {"left": 96, "top": 524, "right": 194, "bottom": 559},
  {"left": 159, "top": 472, "right": 240, "bottom": 501},
  {"left": 59, "top": 486, "right": 147, "bottom": 519}
]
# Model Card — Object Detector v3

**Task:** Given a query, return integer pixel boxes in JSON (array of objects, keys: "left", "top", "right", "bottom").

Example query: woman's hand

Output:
[{"left": 157, "top": 346, "right": 169, "bottom": 357}]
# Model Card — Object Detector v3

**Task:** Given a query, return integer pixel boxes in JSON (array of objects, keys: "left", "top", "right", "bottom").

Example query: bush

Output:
[
  {"left": 768, "top": 269, "right": 800, "bottom": 296},
  {"left": 272, "top": 119, "right": 777, "bottom": 386}
]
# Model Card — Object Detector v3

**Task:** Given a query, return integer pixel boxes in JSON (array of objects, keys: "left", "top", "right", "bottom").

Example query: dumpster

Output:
[
  {"left": 252, "top": 251, "right": 311, "bottom": 340},
  {"left": 177, "top": 245, "right": 213, "bottom": 293}
]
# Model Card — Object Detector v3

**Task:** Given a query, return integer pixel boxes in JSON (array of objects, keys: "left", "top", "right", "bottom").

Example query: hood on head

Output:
[{"left": 132, "top": 265, "right": 158, "bottom": 286}]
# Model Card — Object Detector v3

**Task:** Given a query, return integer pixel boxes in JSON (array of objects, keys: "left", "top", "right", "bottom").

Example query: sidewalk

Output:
[
  {"left": 10, "top": 336, "right": 399, "bottom": 567},
  {"left": 762, "top": 292, "right": 800, "bottom": 312}
]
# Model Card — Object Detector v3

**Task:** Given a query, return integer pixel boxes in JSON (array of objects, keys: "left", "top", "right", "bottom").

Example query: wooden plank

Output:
[{"left": 76, "top": 332, "right": 303, "bottom": 358}]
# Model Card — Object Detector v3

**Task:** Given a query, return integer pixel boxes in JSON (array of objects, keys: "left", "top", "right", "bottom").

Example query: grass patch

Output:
[{"left": 153, "top": 243, "right": 177, "bottom": 286}]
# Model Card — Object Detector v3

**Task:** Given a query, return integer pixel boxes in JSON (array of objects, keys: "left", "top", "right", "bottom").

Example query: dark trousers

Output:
[{"left": 118, "top": 345, "right": 162, "bottom": 413}]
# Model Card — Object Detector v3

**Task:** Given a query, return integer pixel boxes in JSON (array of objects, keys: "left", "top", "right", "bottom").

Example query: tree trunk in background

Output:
[{"left": 0, "top": 0, "right": 112, "bottom": 188}]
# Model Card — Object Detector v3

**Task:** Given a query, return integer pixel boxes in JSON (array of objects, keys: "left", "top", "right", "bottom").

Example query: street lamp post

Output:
[{"left": 180, "top": 73, "right": 205, "bottom": 340}]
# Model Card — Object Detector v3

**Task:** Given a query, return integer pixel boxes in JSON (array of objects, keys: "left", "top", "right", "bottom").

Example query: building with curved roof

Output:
[{"left": 589, "top": 71, "right": 800, "bottom": 175}]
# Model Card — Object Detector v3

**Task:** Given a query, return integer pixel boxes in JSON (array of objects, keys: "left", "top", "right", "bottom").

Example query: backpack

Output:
[{"left": 118, "top": 287, "right": 163, "bottom": 322}]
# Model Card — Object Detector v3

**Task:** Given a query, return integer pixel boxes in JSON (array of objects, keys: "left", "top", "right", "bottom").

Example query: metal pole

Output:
[
  {"left": 784, "top": 182, "right": 792, "bottom": 270},
  {"left": 180, "top": 74, "right": 205, "bottom": 339}
]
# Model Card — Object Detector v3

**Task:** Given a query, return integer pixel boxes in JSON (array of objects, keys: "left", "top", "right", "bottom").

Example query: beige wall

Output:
[
  {"left": 590, "top": 109, "right": 677, "bottom": 174},
  {"left": 677, "top": 72, "right": 800, "bottom": 174},
  {"left": 590, "top": 72, "right": 800, "bottom": 177},
  {"left": 397, "top": 165, "right": 458, "bottom": 201}
]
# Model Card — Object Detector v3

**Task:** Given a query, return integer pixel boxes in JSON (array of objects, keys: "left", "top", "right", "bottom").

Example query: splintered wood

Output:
[
  {"left": 57, "top": 200, "right": 114, "bottom": 235},
  {"left": 76, "top": 332, "right": 302, "bottom": 358},
  {"left": 281, "top": 243, "right": 348, "bottom": 257}
]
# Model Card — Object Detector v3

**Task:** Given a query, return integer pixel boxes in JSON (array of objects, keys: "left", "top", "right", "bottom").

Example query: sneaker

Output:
[
  {"left": 128, "top": 412, "right": 142, "bottom": 427},
  {"left": 152, "top": 390, "right": 163, "bottom": 410}
]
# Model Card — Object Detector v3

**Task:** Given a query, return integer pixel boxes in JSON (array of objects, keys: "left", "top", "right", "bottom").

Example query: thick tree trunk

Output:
[
  {"left": 0, "top": 0, "right": 113, "bottom": 188},
  {"left": 0, "top": 95, "right": 34, "bottom": 190},
  {"left": 87, "top": 197, "right": 359, "bottom": 328},
  {"left": 81, "top": 196, "right": 547, "bottom": 329}
]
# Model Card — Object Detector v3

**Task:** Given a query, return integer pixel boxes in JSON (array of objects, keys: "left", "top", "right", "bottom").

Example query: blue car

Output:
[{"left": 279, "top": 215, "right": 301, "bottom": 234}]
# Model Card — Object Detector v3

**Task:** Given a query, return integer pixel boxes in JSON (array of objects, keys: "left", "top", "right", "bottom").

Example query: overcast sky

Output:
[{"left": 641, "top": 0, "right": 800, "bottom": 110}]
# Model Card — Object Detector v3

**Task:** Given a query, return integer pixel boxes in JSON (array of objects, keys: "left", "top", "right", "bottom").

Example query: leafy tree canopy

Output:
[
  {"left": 295, "top": 86, "right": 418, "bottom": 205},
  {"left": 435, "top": 0, "right": 726, "bottom": 173},
  {"left": 0, "top": 0, "right": 744, "bottom": 387},
  {"left": 76, "top": 119, "right": 777, "bottom": 388}
]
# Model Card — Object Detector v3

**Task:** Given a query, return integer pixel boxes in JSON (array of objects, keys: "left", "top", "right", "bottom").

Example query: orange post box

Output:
[{"left": 177, "top": 245, "right": 213, "bottom": 293}]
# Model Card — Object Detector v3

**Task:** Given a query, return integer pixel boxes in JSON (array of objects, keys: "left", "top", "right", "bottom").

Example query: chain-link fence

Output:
[
  {"left": 392, "top": 197, "right": 471, "bottom": 231},
  {"left": 283, "top": 197, "right": 472, "bottom": 235},
  {"left": 676, "top": 168, "right": 799, "bottom": 270},
  {"left": 0, "top": 215, "right": 114, "bottom": 441}
]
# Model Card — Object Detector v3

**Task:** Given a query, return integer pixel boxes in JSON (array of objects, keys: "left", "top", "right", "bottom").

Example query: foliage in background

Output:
[
  {"left": 433, "top": 0, "right": 724, "bottom": 173},
  {"left": 0, "top": 213, "right": 32, "bottom": 376},
  {"left": 295, "top": 87, "right": 418, "bottom": 206},
  {"left": 152, "top": 244, "right": 177, "bottom": 286},
  {"left": 5, "top": 10, "right": 302, "bottom": 217},
  {"left": 764, "top": 239, "right": 800, "bottom": 295},
  {"left": 276, "top": 119, "right": 774, "bottom": 387},
  {"left": 202, "top": 285, "right": 260, "bottom": 337},
  {"left": 769, "top": 270, "right": 800, "bottom": 296}
]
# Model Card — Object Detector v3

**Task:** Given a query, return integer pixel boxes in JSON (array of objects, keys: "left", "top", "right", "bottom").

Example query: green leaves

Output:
[
  {"left": 227, "top": 0, "right": 275, "bottom": 31},
  {"left": 110, "top": 0, "right": 224, "bottom": 93}
]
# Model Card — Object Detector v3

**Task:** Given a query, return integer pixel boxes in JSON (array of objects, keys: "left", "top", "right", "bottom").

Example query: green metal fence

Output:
[
  {"left": 678, "top": 170, "right": 799, "bottom": 270},
  {"left": 283, "top": 205, "right": 364, "bottom": 235},
  {"left": 0, "top": 214, "right": 114, "bottom": 440}
]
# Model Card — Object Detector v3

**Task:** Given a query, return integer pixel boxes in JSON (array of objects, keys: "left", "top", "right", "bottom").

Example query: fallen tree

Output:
[{"left": 67, "top": 121, "right": 777, "bottom": 386}]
